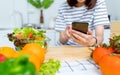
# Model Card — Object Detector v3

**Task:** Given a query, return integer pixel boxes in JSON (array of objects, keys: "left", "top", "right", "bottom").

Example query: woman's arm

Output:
[
  {"left": 59, "top": 26, "right": 70, "bottom": 44},
  {"left": 94, "top": 25, "right": 104, "bottom": 45},
  {"left": 59, "top": 31, "right": 69, "bottom": 44}
]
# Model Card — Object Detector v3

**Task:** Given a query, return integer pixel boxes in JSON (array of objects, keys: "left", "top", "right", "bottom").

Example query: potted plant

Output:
[{"left": 27, "top": 0, "right": 54, "bottom": 28}]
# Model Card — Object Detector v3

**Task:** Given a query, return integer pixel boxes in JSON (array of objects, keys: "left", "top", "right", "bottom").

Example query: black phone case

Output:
[{"left": 72, "top": 22, "right": 88, "bottom": 34}]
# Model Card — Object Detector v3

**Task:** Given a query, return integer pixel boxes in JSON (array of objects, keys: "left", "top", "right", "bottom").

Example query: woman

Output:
[{"left": 55, "top": 0, "right": 110, "bottom": 47}]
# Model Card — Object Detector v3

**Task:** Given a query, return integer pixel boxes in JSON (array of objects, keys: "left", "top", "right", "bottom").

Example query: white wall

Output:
[
  {"left": 0, "top": 0, "right": 28, "bottom": 28},
  {"left": 106, "top": 0, "right": 120, "bottom": 20},
  {"left": 0, "top": 0, "right": 120, "bottom": 28},
  {"left": 0, "top": 0, "right": 14, "bottom": 28},
  {"left": 0, "top": 0, "right": 65, "bottom": 28}
]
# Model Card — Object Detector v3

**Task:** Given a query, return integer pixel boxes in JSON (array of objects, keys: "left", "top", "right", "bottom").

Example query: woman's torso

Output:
[{"left": 55, "top": 0, "right": 109, "bottom": 46}]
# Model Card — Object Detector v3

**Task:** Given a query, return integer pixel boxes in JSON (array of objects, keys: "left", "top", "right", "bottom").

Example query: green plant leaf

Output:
[
  {"left": 27, "top": 0, "right": 54, "bottom": 9},
  {"left": 41, "top": 0, "right": 54, "bottom": 9},
  {"left": 27, "top": 0, "right": 41, "bottom": 8}
]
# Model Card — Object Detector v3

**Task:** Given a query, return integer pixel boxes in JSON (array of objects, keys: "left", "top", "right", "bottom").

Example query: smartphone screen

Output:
[{"left": 72, "top": 22, "right": 88, "bottom": 34}]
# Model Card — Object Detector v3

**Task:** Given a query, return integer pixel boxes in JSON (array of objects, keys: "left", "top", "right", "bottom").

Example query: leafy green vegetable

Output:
[
  {"left": 13, "top": 27, "right": 46, "bottom": 39},
  {"left": 38, "top": 59, "right": 61, "bottom": 75},
  {"left": 109, "top": 35, "right": 120, "bottom": 52},
  {"left": 8, "top": 27, "right": 47, "bottom": 51},
  {"left": 15, "top": 46, "right": 22, "bottom": 51}
]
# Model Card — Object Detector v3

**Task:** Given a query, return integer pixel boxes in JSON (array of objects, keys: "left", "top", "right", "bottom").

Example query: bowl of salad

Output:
[{"left": 7, "top": 27, "right": 50, "bottom": 52}]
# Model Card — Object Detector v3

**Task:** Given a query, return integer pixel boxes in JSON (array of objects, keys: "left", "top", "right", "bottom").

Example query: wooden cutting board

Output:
[{"left": 45, "top": 46, "right": 92, "bottom": 61}]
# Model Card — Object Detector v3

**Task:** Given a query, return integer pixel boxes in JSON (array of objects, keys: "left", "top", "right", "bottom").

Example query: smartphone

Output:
[{"left": 72, "top": 22, "right": 88, "bottom": 34}]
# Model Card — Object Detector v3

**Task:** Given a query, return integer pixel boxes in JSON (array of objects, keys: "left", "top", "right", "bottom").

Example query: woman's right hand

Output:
[
  {"left": 64, "top": 25, "right": 71, "bottom": 38},
  {"left": 59, "top": 25, "right": 71, "bottom": 44}
]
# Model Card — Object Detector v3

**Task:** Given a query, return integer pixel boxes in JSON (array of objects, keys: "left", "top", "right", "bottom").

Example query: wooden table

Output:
[
  {"left": 111, "top": 21, "right": 120, "bottom": 35},
  {"left": 45, "top": 46, "right": 92, "bottom": 61}
]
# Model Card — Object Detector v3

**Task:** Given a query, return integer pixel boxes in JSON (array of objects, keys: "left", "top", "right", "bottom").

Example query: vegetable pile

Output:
[
  {"left": 0, "top": 43, "right": 61, "bottom": 75},
  {"left": 0, "top": 43, "right": 45, "bottom": 72},
  {"left": 7, "top": 27, "right": 47, "bottom": 51},
  {"left": 92, "top": 35, "right": 120, "bottom": 75},
  {"left": 3, "top": 27, "right": 61, "bottom": 75},
  {"left": 0, "top": 54, "right": 61, "bottom": 75}
]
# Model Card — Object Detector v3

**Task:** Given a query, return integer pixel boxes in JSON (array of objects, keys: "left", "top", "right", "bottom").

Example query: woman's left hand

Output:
[{"left": 70, "top": 29, "right": 96, "bottom": 46}]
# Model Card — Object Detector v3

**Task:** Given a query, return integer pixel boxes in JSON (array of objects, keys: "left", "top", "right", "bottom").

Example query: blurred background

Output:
[{"left": 0, "top": 0, "right": 119, "bottom": 29}]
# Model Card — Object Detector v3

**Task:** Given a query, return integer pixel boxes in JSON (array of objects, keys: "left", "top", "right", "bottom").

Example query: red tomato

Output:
[
  {"left": 108, "top": 47, "right": 114, "bottom": 53},
  {"left": 27, "top": 32, "right": 33, "bottom": 38},
  {"left": 92, "top": 46, "right": 113, "bottom": 64},
  {"left": 0, "top": 53, "right": 7, "bottom": 62},
  {"left": 99, "top": 54, "right": 120, "bottom": 75}
]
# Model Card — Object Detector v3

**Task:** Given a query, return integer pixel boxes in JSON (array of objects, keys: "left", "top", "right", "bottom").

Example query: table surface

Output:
[
  {"left": 45, "top": 46, "right": 103, "bottom": 75},
  {"left": 45, "top": 46, "right": 92, "bottom": 61}
]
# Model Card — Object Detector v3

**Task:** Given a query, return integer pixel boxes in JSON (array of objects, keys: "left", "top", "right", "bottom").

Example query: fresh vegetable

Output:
[
  {"left": 22, "top": 43, "right": 45, "bottom": 71},
  {"left": 92, "top": 46, "right": 113, "bottom": 64},
  {"left": 0, "top": 53, "right": 7, "bottom": 62},
  {"left": 0, "top": 46, "right": 16, "bottom": 58},
  {"left": 13, "top": 27, "right": 46, "bottom": 39},
  {"left": 38, "top": 59, "right": 61, "bottom": 75},
  {"left": 22, "top": 43, "right": 45, "bottom": 59},
  {"left": 14, "top": 43, "right": 45, "bottom": 71},
  {"left": 0, "top": 54, "right": 36, "bottom": 75},
  {"left": 16, "top": 50, "right": 43, "bottom": 72},
  {"left": 7, "top": 27, "right": 47, "bottom": 51},
  {"left": 99, "top": 53, "right": 120, "bottom": 75},
  {"left": 92, "top": 35, "right": 120, "bottom": 75},
  {"left": 92, "top": 35, "right": 120, "bottom": 64},
  {"left": 109, "top": 35, "right": 120, "bottom": 53}
]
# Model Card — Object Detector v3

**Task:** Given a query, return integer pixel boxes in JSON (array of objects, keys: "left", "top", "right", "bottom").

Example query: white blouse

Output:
[{"left": 55, "top": 0, "right": 110, "bottom": 46}]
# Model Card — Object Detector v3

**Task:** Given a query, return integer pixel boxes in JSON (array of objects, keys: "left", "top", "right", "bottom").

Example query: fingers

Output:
[
  {"left": 71, "top": 29, "right": 93, "bottom": 38},
  {"left": 71, "top": 29, "right": 88, "bottom": 40},
  {"left": 71, "top": 33, "right": 95, "bottom": 46},
  {"left": 71, "top": 33, "right": 86, "bottom": 45},
  {"left": 70, "top": 29, "right": 94, "bottom": 46},
  {"left": 87, "top": 29, "right": 92, "bottom": 35},
  {"left": 71, "top": 33, "right": 86, "bottom": 41},
  {"left": 65, "top": 25, "right": 71, "bottom": 38}
]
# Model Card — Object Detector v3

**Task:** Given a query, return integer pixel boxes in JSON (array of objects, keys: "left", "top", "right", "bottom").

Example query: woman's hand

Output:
[
  {"left": 59, "top": 25, "right": 71, "bottom": 44},
  {"left": 70, "top": 29, "right": 96, "bottom": 46},
  {"left": 64, "top": 25, "right": 71, "bottom": 38}
]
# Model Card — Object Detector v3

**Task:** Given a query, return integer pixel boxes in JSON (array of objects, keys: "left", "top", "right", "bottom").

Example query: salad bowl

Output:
[{"left": 7, "top": 27, "right": 50, "bottom": 52}]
